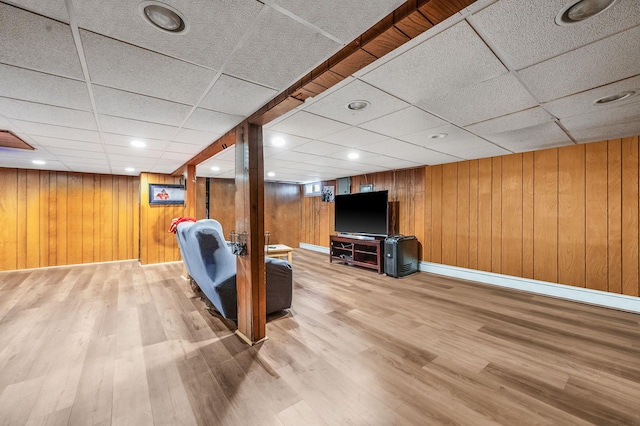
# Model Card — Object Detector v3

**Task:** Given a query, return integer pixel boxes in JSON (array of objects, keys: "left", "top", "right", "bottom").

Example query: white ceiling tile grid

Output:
[
  {"left": 182, "top": 108, "right": 244, "bottom": 135},
  {"left": 303, "top": 80, "right": 409, "bottom": 125},
  {"left": 319, "top": 127, "right": 389, "bottom": 148},
  {"left": 485, "top": 122, "right": 574, "bottom": 153},
  {"left": 0, "top": 2, "right": 83, "bottom": 79},
  {"left": 0, "top": 97, "right": 97, "bottom": 130},
  {"left": 465, "top": 107, "right": 556, "bottom": 137},
  {"left": 72, "top": 0, "right": 264, "bottom": 72},
  {"left": 518, "top": 25, "right": 640, "bottom": 103},
  {"left": 223, "top": 7, "right": 342, "bottom": 90},
  {"left": 358, "top": 107, "right": 447, "bottom": 138},
  {"left": 419, "top": 73, "right": 538, "bottom": 126},
  {"left": 468, "top": 0, "right": 640, "bottom": 70},
  {"left": 0, "top": 64, "right": 92, "bottom": 111},
  {"left": 360, "top": 21, "right": 507, "bottom": 105},
  {"left": 200, "top": 74, "right": 278, "bottom": 117},
  {"left": 99, "top": 115, "right": 178, "bottom": 140},
  {"left": 266, "top": 111, "right": 351, "bottom": 140},
  {"left": 79, "top": 30, "right": 217, "bottom": 105}
]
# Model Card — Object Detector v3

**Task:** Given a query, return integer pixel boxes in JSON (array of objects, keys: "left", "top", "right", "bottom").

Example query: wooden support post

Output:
[
  {"left": 185, "top": 164, "right": 197, "bottom": 219},
  {"left": 234, "top": 121, "right": 266, "bottom": 344}
]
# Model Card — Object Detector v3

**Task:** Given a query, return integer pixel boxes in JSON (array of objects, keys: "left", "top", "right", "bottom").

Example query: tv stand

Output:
[{"left": 330, "top": 235, "right": 384, "bottom": 274}]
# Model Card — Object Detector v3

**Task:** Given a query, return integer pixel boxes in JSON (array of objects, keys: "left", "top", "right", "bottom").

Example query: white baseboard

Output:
[
  {"left": 299, "top": 243, "right": 330, "bottom": 254},
  {"left": 419, "top": 261, "right": 640, "bottom": 314},
  {"left": 0, "top": 258, "right": 138, "bottom": 274},
  {"left": 297, "top": 244, "right": 640, "bottom": 313}
]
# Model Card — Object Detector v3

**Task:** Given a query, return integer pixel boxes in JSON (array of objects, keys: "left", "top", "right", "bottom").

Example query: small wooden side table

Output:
[{"left": 265, "top": 244, "right": 293, "bottom": 264}]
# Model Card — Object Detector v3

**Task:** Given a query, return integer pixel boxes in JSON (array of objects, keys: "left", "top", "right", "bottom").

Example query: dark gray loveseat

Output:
[{"left": 176, "top": 219, "right": 292, "bottom": 319}]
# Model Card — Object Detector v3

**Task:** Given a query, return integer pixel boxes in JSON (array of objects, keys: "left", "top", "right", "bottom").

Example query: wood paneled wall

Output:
[
  {"left": 300, "top": 180, "right": 336, "bottom": 248},
  {"left": 202, "top": 178, "right": 302, "bottom": 248},
  {"left": 264, "top": 182, "right": 301, "bottom": 248},
  {"left": 139, "top": 173, "right": 184, "bottom": 265},
  {"left": 300, "top": 137, "right": 640, "bottom": 298},
  {"left": 425, "top": 138, "right": 639, "bottom": 296},
  {"left": 0, "top": 168, "right": 139, "bottom": 271}
]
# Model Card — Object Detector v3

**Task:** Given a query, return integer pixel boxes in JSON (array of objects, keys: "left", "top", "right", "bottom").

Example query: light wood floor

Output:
[{"left": 1, "top": 249, "right": 640, "bottom": 425}]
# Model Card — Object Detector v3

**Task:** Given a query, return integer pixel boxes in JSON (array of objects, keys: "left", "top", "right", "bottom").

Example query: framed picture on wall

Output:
[{"left": 149, "top": 183, "right": 185, "bottom": 205}]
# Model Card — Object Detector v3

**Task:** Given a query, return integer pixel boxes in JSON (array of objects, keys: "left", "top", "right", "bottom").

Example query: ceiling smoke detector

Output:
[
  {"left": 593, "top": 90, "right": 635, "bottom": 105},
  {"left": 555, "top": 0, "right": 617, "bottom": 25},
  {"left": 140, "top": 1, "right": 187, "bottom": 33},
  {"left": 347, "top": 100, "right": 370, "bottom": 111}
]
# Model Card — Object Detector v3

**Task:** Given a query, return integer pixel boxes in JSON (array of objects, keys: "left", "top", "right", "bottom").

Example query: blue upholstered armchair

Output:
[{"left": 176, "top": 219, "right": 292, "bottom": 319}]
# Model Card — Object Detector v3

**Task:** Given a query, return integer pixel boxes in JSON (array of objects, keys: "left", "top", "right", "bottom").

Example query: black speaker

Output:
[{"left": 384, "top": 235, "right": 418, "bottom": 278}]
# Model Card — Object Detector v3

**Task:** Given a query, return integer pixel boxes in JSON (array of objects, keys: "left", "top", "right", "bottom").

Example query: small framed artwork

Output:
[
  {"left": 149, "top": 183, "right": 185, "bottom": 205},
  {"left": 360, "top": 184, "right": 374, "bottom": 192},
  {"left": 321, "top": 185, "right": 335, "bottom": 202}
]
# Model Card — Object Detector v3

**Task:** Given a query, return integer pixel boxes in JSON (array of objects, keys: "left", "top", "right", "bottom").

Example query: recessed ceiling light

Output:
[
  {"left": 429, "top": 133, "right": 448, "bottom": 139},
  {"left": 347, "top": 100, "right": 370, "bottom": 111},
  {"left": 131, "top": 140, "right": 146, "bottom": 148},
  {"left": 267, "top": 171, "right": 276, "bottom": 177},
  {"left": 348, "top": 152, "right": 359, "bottom": 160},
  {"left": 593, "top": 90, "right": 635, "bottom": 105},
  {"left": 139, "top": 1, "right": 187, "bottom": 33},
  {"left": 272, "top": 137, "right": 285, "bottom": 147},
  {"left": 32, "top": 160, "right": 45, "bottom": 165},
  {"left": 555, "top": 0, "right": 617, "bottom": 25},
  {"left": 125, "top": 167, "right": 135, "bottom": 172},
  {"left": 211, "top": 166, "right": 220, "bottom": 171}
]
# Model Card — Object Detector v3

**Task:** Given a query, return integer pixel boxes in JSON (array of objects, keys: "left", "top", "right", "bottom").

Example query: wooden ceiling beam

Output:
[{"left": 173, "top": 0, "right": 470, "bottom": 175}]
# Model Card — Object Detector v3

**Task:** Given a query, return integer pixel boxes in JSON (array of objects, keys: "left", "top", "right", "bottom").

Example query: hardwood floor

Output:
[{"left": 1, "top": 249, "right": 639, "bottom": 425}]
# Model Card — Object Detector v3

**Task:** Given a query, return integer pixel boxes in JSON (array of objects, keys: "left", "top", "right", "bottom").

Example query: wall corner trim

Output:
[{"left": 419, "top": 262, "right": 640, "bottom": 314}]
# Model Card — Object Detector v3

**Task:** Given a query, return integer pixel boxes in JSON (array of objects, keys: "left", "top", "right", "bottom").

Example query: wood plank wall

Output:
[
  {"left": 299, "top": 137, "right": 640, "bottom": 298},
  {"left": 202, "top": 178, "right": 302, "bottom": 248},
  {"left": 0, "top": 168, "right": 139, "bottom": 271},
  {"left": 139, "top": 172, "right": 184, "bottom": 265},
  {"left": 300, "top": 180, "right": 336, "bottom": 249}
]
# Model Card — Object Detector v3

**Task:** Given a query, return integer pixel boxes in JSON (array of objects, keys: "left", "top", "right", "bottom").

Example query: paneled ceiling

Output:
[{"left": 2, "top": 0, "right": 640, "bottom": 183}]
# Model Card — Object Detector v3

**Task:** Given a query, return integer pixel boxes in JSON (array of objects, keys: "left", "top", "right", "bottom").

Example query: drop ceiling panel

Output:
[
  {"left": 166, "top": 142, "right": 203, "bottom": 155},
  {"left": 103, "top": 144, "right": 163, "bottom": 158},
  {"left": 469, "top": 0, "right": 640, "bottom": 70},
  {"left": 267, "top": 111, "right": 350, "bottom": 140},
  {"left": 200, "top": 75, "right": 277, "bottom": 116},
  {"left": 0, "top": 157, "right": 69, "bottom": 171},
  {"left": 426, "top": 136, "right": 498, "bottom": 155},
  {"left": 224, "top": 7, "right": 342, "bottom": 90},
  {"left": 93, "top": 86, "right": 191, "bottom": 126},
  {"left": 0, "top": 64, "right": 92, "bottom": 111},
  {"left": 109, "top": 154, "right": 157, "bottom": 166},
  {"left": 393, "top": 147, "right": 461, "bottom": 165},
  {"left": 465, "top": 107, "right": 555, "bottom": 136},
  {"left": 29, "top": 136, "right": 103, "bottom": 152},
  {"left": 361, "top": 138, "right": 420, "bottom": 156},
  {"left": 318, "top": 127, "right": 389, "bottom": 148},
  {"left": 62, "top": 163, "right": 112, "bottom": 174},
  {"left": 160, "top": 151, "right": 193, "bottom": 162},
  {"left": 211, "top": 146, "right": 236, "bottom": 162},
  {"left": 182, "top": 108, "right": 244, "bottom": 134},
  {"left": 419, "top": 73, "right": 538, "bottom": 126},
  {"left": 568, "top": 120, "right": 640, "bottom": 144},
  {"left": 561, "top": 101, "right": 640, "bottom": 142},
  {"left": 400, "top": 124, "right": 477, "bottom": 147},
  {"left": 12, "top": 120, "right": 101, "bottom": 143},
  {"left": 543, "top": 75, "right": 640, "bottom": 119},
  {"left": 519, "top": 25, "right": 640, "bottom": 103},
  {"left": 80, "top": 30, "right": 216, "bottom": 105},
  {"left": 268, "top": 150, "right": 321, "bottom": 163},
  {"left": 173, "top": 128, "right": 220, "bottom": 146},
  {"left": 102, "top": 133, "right": 170, "bottom": 151},
  {"left": 99, "top": 115, "right": 178, "bottom": 140},
  {"left": 358, "top": 106, "right": 447, "bottom": 137},
  {"left": 292, "top": 141, "right": 344, "bottom": 156},
  {"left": 0, "top": 3, "right": 82, "bottom": 79},
  {"left": 361, "top": 21, "right": 507, "bottom": 104},
  {"left": 0, "top": 97, "right": 97, "bottom": 130},
  {"left": 485, "top": 122, "right": 573, "bottom": 152},
  {"left": 457, "top": 144, "right": 512, "bottom": 160},
  {"left": 44, "top": 146, "right": 106, "bottom": 158},
  {"left": 73, "top": 0, "right": 263, "bottom": 71},
  {"left": 304, "top": 80, "right": 409, "bottom": 125},
  {"left": 374, "top": 158, "right": 423, "bottom": 171},
  {"left": 4, "top": 0, "right": 69, "bottom": 22},
  {"left": 264, "top": 0, "right": 404, "bottom": 44},
  {"left": 262, "top": 131, "right": 311, "bottom": 150}
]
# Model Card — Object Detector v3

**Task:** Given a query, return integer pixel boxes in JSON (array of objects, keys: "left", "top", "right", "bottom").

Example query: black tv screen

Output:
[{"left": 334, "top": 190, "right": 388, "bottom": 236}]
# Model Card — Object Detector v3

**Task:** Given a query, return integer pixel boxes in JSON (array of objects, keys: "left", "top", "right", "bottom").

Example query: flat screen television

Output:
[{"left": 334, "top": 190, "right": 388, "bottom": 236}]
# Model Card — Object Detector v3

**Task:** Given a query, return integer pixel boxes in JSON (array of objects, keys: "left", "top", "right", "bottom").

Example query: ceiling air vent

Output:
[{"left": 0, "top": 130, "right": 34, "bottom": 150}]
